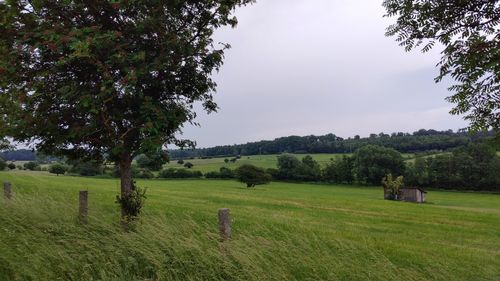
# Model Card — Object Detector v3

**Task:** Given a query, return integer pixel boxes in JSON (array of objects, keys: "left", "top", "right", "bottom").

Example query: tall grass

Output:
[{"left": 0, "top": 172, "right": 499, "bottom": 280}]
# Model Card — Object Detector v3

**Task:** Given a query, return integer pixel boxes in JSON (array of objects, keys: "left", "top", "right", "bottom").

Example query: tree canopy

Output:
[
  {"left": 383, "top": 0, "right": 500, "bottom": 132},
  {"left": 354, "top": 145, "right": 405, "bottom": 185},
  {"left": 0, "top": 0, "right": 253, "bottom": 216},
  {"left": 235, "top": 164, "right": 271, "bottom": 188}
]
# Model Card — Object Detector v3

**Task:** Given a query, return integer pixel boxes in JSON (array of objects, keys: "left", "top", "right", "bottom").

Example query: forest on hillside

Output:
[{"left": 170, "top": 129, "right": 495, "bottom": 159}]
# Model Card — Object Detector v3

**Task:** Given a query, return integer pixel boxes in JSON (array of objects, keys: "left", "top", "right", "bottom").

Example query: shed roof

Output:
[{"left": 401, "top": 187, "right": 427, "bottom": 193}]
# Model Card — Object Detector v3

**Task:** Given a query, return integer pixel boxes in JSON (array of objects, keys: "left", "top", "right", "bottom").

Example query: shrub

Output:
[
  {"left": 16, "top": 165, "right": 22, "bottom": 170},
  {"left": 70, "top": 161, "right": 103, "bottom": 176},
  {"left": 7, "top": 163, "right": 16, "bottom": 170},
  {"left": 177, "top": 159, "right": 184, "bottom": 165},
  {"left": 115, "top": 182, "right": 146, "bottom": 221},
  {"left": 0, "top": 158, "right": 6, "bottom": 170},
  {"left": 322, "top": 156, "right": 354, "bottom": 184},
  {"left": 135, "top": 151, "right": 168, "bottom": 171},
  {"left": 133, "top": 168, "right": 154, "bottom": 179},
  {"left": 23, "top": 161, "right": 39, "bottom": 171},
  {"left": 49, "top": 163, "right": 67, "bottom": 176},
  {"left": 158, "top": 168, "right": 202, "bottom": 179},
  {"left": 266, "top": 168, "right": 279, "bottom": 179},
  {"left": 183, "top": 162, "right": 194, "bottom": 169},
  {"left": 354, "top": 145, "right": 405, "bottom": 185},
  {"left": 235, "top": 164, "right": 272, "bottom": 188},
  {"left": 382, "top": 174, "right": 404, "bottom": 200},
  {"left": 205, "top": 167, "right": 235, "bottom": 179},
  {"left": 276, "top": 154, "right": 321, "bottom": 181}
]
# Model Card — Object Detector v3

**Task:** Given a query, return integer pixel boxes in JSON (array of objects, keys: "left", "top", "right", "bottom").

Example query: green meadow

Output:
[
  {"left": 0, "top": 171, "right": 498, "bottom": 280},
  {"left": 165, "top": 153, "right": 416, "bottom": 173}
]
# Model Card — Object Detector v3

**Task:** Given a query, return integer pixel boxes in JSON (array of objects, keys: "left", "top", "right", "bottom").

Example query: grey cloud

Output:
[{"left": 177, "top": 0, "right": 466, "bottom": 148}]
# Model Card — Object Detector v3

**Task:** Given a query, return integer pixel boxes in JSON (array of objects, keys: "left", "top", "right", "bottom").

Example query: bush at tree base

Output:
[{"left": 115, "top": 182, "right": 147, "bottom": 221}]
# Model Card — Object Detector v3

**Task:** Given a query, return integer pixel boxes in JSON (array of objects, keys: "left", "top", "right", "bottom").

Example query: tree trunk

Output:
[{"left": 119, "top": 155, "right": 133, "bottom": 217}]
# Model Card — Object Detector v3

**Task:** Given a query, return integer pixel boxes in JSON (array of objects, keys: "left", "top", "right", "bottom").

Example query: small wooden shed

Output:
[
  {"left": 384, "top": 187, "right": 427, "bottom": 203},
  {"left": 398, "top": 187, "right": 426, "bottom": 203}
]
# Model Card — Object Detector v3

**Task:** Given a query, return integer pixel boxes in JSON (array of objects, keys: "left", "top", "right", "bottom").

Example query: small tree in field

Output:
[
  {"left": 235, "top": 164, "right": 272, "bottom": 188},
  {"left": 382, "top": 174, "right": 404, "bottom": 200},
  {"left": 23, "top": 161, "right": 39, "bottom": 171},
  {"left": 0, "top": 1, "right": 253, "bottom": 218},
  {"left": 7, "top": 163, "right": 16, "bottom": 170},
  {"left": 49, "top": 163, "right": 67, "bottom": 176}
]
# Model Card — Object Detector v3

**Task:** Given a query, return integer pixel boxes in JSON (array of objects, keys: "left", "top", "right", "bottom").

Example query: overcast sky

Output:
[{"left": 177, "top": 0, "right": 467, "bottom": 148}]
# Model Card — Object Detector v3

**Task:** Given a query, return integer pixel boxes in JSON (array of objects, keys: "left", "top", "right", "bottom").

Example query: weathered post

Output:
[
  {"left": 218, "top": 208, "right": 231, "bottom": 241},
  {"left": 3, "top": 182, "right": 11, "bottom": 200},
  {"left": 79, "top": 191, "right": 88, "bottom": 223}
]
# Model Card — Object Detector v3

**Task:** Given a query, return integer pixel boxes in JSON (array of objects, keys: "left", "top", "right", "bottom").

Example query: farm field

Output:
[
  {"left": 164, "top": 153, "right": 416, "bottom": 173},
  {"left": 0, "top": 171, "right": 499, "bottom": 280}
]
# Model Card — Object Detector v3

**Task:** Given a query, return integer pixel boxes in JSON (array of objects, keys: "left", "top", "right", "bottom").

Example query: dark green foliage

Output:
[
  {"left": 382, "top": 174, "right": 405, "bottom": 200},
  {"left": 23, "top": 161, "right": 39, "bottom": 171},
  {"left": 48, "top": 163, "right": 67, "bottom": 176},
  {"left": 276, "top": 154, "right": 322, "bottom": 181},
  {"left": 406, "top": 143, "right": 500, "bottom": 190},
  {"left": 113, "top": 165, "right": 154, "bottom": 179},
  {"left": 7, "top": 162, "right": 15, "bottom": 170},
  {"left": 69, "top": 161, "right": 103, "bottom": 177},
  {"left": 384, "top": 0, "right": 500, "bottom": 132},
  {"left": 404, "top": 157, "right": 430, "bottom": 186},
  {"left": 169, "top": 129, "right": 492, "bottom": 159},
  {"left": 177, "top": 159, "right": 185, "bottom": 165},
  {"left": 0, "top": 0, "right": 253, "bottom": 216},
  {"left": 354, "top": 145, "right": 405, "bottom": 185},
  {"left": 183, "top": 162, "right": 194, "bottom": 169},
  {"left": 224, "top": 158, "right": 229, "bottom": 164},
  {"left": 276, "top": 154, "right": 302, "bottom": 180},
  {"left": 133, "top": 167, "right": 154, "bottom": 179},
  {"left": 265, "top": 168, "right": 279, "bottom": 179},
  {"left": 235, "top": 164, "right": 272, "bottom": 188},
  {"left": 115, "top": 183, "right": 146, "bottom": 221},
  {"left": 205, "top": 167, "right": 235, "bottom": 179},
  {"left": 298, "top": 155, "right": 322, "bottom": 181},
  {"left": 0, "top": 157, "right": 5, "bottom": 170},
  {"left": 323, "top": 156, "right": 354, "bottom": 184},
  {"left": 158, "top": 168, "right": 202, "bottom": 179},
  {"left": 0, "top": 138, "right": 11, "bottom": 151},
  {"left": 135, "top": 150, "right": 168, "bottom": 171}
]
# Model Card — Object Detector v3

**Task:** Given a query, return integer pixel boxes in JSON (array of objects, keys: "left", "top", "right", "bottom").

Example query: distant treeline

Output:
[
  {"left": 0, "top": 149, "right": 36, "bottom": 161},
  {"left": 1, "top": 129, "right": 495, "bottom": 161},
  {"left": 170, "top": 129, "right": 494, "bottom": 159}
]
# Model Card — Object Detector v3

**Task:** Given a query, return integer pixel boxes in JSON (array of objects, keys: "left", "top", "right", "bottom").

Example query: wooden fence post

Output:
[
  {"left": 218, "top": 208, "right": 231, "bottom": 241},
  {"left": 3, "top": 182, "right": 11, "bottom": 200},
  {"left": 79, "top": 191, "right": 88, "bottom": 223}
]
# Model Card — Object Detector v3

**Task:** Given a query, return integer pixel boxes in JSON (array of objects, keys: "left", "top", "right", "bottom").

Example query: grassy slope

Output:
[
  {"left": 0, "top": 171, "right": 499, "bottom": 281},
  {"left": 167, "top": 153, "right": 416, "bottom": 173}
]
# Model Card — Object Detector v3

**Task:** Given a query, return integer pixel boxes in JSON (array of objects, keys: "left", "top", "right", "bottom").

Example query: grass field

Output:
[
  {"left": 165, "top": 153, "right": 416, "bottom": 173},
  {"left": 9, "top": 153, "right": 420, "bottom": 174},
  {"left": 0, "top": 171, "right": 499, "bottom": 280}
]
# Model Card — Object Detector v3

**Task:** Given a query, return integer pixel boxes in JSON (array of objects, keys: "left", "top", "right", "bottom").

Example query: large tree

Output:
[
  {"left": 0, "top": 0, "right": 252, "bottom": 215},
  {"left": 383, "top": 0, "right": 499, "bottom": 132},
  {"left": 354, "top": 145, "right": 405, "bottom": 185}
]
